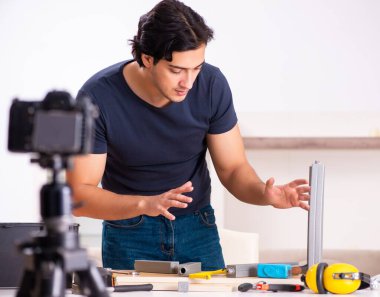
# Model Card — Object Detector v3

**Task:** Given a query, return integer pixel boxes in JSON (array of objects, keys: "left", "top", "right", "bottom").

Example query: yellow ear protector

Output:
[{"left": 301, "top": 263, "right": 371, "bottom": 294}]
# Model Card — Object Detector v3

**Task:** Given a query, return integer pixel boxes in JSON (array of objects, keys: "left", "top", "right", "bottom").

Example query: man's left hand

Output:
[{"left": 264, "top": 178, "right": 310, "bottom": 210}]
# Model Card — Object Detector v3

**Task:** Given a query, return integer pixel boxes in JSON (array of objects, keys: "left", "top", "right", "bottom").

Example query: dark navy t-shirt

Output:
[{"left": 78, "top": 60, "right": 237, "bottom": 215}]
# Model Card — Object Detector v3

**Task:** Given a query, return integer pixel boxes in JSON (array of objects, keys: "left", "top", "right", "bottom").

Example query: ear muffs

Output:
[
  {"left": 303, "top": 262, "right": 328, "bottom": 294},
  {"left": 302, "top": 263, "right": 369, "bottom": 294},
  {"left": 316, "top": 262, "right": 328, "bottom": 294}
]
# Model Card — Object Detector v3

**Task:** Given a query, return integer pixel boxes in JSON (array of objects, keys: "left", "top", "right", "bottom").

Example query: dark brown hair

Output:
[{"left": 130, "top": 0, "right": 214, "bottom": 66}]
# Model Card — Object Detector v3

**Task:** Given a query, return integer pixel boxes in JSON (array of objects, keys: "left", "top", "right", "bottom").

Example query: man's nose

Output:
[{"left": 180, "top": 72, "right": 194, "bottom": 89}]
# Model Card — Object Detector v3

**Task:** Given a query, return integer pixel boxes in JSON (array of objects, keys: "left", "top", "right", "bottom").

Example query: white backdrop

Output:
[{"left": 1, "top": 0, "right": 379, "bottom": 246}]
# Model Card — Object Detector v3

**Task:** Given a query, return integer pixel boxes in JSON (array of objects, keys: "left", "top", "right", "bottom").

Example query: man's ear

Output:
[{"left": 141, "top": 54, "right": 154, "bottom": 68}]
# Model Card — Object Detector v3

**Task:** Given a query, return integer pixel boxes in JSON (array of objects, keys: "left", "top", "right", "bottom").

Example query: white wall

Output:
[
  {"left": 1, "top": 1, "right": 379, "bottom": 251},
  {"left": 224, "top": 149, "right": 380, "bottom": 251}
]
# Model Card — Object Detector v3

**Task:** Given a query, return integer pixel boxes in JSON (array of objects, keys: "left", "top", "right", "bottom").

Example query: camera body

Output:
[{"left": 8, "top": 90, "right": 97, "bottom": 155}]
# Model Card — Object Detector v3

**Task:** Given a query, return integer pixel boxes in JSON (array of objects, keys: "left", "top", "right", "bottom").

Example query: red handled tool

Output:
[{"left": 238, "top": 281, "right": 305, "bottom": 292}]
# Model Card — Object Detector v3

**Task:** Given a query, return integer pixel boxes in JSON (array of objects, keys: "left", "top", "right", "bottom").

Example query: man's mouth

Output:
[{"left": 175, "top": 89, "right": 188, "bottom": 96}]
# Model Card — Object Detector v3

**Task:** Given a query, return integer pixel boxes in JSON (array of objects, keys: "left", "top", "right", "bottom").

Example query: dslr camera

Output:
[
  {"left": 8, "top": 90, "right": 97, "bottom": 155},
  {"left": 7, "top": 91, "right": 109, "bottom": 297}
]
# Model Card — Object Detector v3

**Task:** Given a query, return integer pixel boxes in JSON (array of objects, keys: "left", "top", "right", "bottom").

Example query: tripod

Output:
[{"left": 16, "top": 154, "right": 109, "bottom": 297}]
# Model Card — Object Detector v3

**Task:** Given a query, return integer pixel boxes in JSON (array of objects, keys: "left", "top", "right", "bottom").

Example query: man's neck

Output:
[{"left": 123, "top": 62, "right": 170, "bottom": 108}]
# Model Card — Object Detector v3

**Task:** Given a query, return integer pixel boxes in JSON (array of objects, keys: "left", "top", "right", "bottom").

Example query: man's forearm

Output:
[
  {"left": 220, "top": 164, "right": 270, "bottom": 206},
  {"left": 72, "top": 184, "right": 145, "bottom": 220}
]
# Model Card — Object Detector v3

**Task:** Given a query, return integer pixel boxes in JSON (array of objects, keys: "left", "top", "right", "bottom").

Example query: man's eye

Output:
[{"left": 170, "top": 69, "right": 181, "bottom": 74}]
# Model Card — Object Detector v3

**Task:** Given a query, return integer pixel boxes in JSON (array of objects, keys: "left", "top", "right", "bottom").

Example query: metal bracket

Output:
[
  {"left": 178, "top": 262, "right": 201, "bottom": 276},
  {"left": 307, "top": 161, "right": 325, "bottom": 270}
]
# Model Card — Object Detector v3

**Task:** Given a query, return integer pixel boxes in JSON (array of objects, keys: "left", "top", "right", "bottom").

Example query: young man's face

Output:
[{"left": 149, "top": 43, "right": 206, "bottom": 104}]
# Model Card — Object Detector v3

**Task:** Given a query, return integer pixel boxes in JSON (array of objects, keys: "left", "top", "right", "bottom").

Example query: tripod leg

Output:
[
  {"left": 16, "top": 270, "right": 34, "bottom": 297},
  {"left": 32, "top": 260, "right": 66, "bottom": 297},
  {"left": 46, "top": 261, "right": 66, "bottom": 297},
  {"left": 76, "top": 265, "right": 109, "bottom": 297}
]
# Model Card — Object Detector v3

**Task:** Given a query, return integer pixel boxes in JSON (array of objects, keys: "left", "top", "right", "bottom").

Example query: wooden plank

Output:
[
  {"left": 112, "top": 272, "right": 303, "bottom": 292},
  {"left": 243, "top": 137, "right": 380, "bottom": 149}
]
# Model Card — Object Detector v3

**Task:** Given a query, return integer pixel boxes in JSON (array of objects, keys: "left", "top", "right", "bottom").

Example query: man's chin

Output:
[{"left": 168, "top": 94, "right": 187, "bottom": 103}]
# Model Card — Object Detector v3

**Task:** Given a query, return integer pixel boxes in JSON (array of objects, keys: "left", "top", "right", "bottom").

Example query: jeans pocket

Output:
[
  {"left": 198, "top": 208, "right": 216, "bottom": 227},
  {"left": 104, "top": 215, "right": 144, "bottom": 229}
]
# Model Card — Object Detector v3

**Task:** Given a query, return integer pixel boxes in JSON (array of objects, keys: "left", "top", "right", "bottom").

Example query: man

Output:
[{"left": 67, "top": 0, "right": 310, "bottom": 271}]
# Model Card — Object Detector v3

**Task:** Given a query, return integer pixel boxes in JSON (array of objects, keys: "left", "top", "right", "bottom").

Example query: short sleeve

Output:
[
  {"left": 208, "top": 70, "right": 238, "bottom": 134},
  {"left": 76, "top": 90, "right": 107, "bottom": 154}
]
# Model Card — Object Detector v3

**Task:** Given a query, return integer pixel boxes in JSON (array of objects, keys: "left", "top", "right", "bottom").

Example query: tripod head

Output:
[
  {"left": 31, "top": 154, "right": 72, "bottom": 223},
  {"left": 29, "top": 153, "right": 78, "bottom": 252}
]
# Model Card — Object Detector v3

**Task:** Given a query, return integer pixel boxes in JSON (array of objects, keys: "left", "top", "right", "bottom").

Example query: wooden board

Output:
[{"left": 112, "top": 271, "right": 303, "bottom": 292}]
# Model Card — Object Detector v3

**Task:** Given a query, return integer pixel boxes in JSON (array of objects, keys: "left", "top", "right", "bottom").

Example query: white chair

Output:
[
  {"left": 86, "top": 245, "right": 102, "bottom": 267},
  {"left": 218, "top": 228, "right": 259, "bottom": 265}
]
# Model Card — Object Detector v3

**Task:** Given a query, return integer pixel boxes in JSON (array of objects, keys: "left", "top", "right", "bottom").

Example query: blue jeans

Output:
[{"left": 102, "top": 205, "right": 225, "bottom": 271}]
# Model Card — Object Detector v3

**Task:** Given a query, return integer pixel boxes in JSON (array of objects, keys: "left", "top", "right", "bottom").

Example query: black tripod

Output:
[{"left": 16, "top": 154, "right": 109, "bottom": 297}]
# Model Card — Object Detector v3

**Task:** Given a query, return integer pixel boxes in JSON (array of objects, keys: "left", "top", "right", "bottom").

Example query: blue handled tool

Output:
[{"left": 257, "top": 264, "right": 292, "bottom": 278}]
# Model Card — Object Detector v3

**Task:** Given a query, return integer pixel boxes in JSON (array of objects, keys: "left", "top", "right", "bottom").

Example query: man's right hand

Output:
[{"left": 139, "top": 181, "right": 193, "bottom": 220}]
